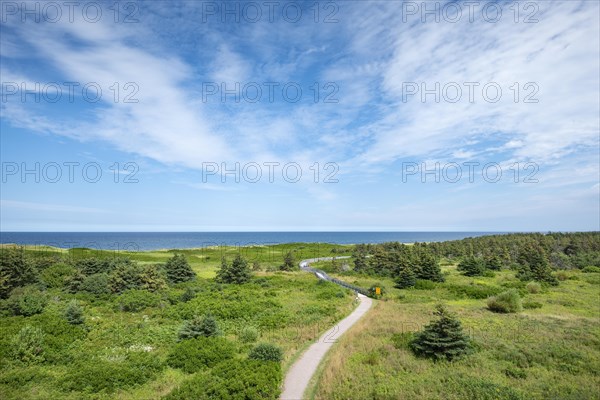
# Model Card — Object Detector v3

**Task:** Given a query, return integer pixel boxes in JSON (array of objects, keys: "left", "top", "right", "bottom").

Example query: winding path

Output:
[{"left": 280, "top": 258, "right": 374, "bottom": 400}]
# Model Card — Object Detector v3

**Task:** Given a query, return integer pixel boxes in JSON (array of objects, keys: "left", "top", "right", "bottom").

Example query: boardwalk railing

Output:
[{"left": 299, "top": 257, "right": 371, "bottom": 297}]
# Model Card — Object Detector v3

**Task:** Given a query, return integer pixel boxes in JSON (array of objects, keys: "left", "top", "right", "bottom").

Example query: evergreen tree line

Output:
[{"left": 352, "top": 232, "right": 599, "bottom": 288}]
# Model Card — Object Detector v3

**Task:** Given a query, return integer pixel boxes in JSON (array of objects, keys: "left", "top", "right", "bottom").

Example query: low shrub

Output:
[
  {"left": 213, "top": 359, "right": 281, "bottom": 399},
  {"left": 582, "top": 266, "right": 600, "bottom": 273},
  {"left": 487, "top": 289, "right": 522, "bottom": 313},
  {"left": 167, "top": 337, "right": 236, "bottom": 373},
  {"left": 10, "top": 325, "right": 45, "bottom": 364},
  {"left": 62, "top": 352, "right": 163, "bottom": 393},
  {"left": 116, "top": 289, "right": 161, "bottom": 312},
  {"left": 445, "top": 283, "right": 501, "bottom": 299},
  {"left": 0, "top": 366, "right": 50, "bottom": 389},
  {"left": 239, "top": 326, "right": 259, "bottom": 343},
  {"left": 8, "top": 287, "right": 47, "bottom": 316},
  {"left": 248, "top": 343, "right": 283, "bottom": 362},
  {"left": 165, "top": 360, "right": 282, "bottom": 400},
  {"left": 163, "top": 372, "right": 227, "bottom": 399},
  {"left": 179, "top": 287, "right": 196, "bottom": 302},
  {"left": 555, "top": 271, "right": 569, "bottom": 281},
  {"left": 522, "top": 300, "right": 543, "bottom": 309},
  {"left": 414, "top": 279, "right": 437, "bottom": 290},
  {"left": 525, "top": 281, "right": 541, "bottom": 294}
]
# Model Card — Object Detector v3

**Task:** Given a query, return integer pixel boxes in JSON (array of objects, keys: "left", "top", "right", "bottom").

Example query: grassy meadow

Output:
[
  {"left": 0, "top": 243, "right": 356, "bottom": 399},
  {"left": 310, "top": 261, "right": 600, "bottom": 400}
]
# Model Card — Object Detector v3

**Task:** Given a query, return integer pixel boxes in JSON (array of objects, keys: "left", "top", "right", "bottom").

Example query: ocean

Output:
[{"left": 0, "top": 232, "right": 503, "bottom": 251}]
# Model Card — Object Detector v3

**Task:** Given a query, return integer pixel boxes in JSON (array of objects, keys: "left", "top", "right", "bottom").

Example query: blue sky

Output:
[{"left": 1, "top": 0, "right": 599, "bottom": 232}]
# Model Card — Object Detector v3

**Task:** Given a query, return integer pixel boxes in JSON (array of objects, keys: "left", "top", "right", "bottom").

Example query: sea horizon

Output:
[{"left": 0, "top": 231, "right": 518, "bottom": 251}]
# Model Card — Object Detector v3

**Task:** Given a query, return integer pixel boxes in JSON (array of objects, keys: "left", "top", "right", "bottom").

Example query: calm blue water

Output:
[{"left": 0, "top": 232, "right": 502, "bottom": 251}]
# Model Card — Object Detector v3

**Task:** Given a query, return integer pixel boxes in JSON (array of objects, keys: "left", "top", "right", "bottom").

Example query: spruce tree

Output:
[
  {"left": 165, "top": 254, "right": 195, "bottom": 284},
  {"left": 64, "top": 300, "right": 85, "bottom": 325},
  {"left": 485, "top": 255, "right": 503, "bottom": 271},
  {"left": 410, "top": 304, "right": 471, "bottom": 361},
  {"left": 216, "top": 254, "right": 252, "bottom": 284},
  {"left": 279, "top": 251, "right": 295, "bottom": 271},
  {"left": 517, "top": 244, "right": 558, "bottom": 285},
  {"left": 178, "top": 314, "right": 220, "bottom": 341},
  {"left": 394, "top": 266, "right": 416, "bottom": 289},
  {"left": 416, "top": 253, "right": 445, "bottom": 282},
  {"left": 458, "top": 256, "right": 486, "bottom": 276},
  {"left": 0, "top": 247, "right": 37, "bottom": 298},
  {"left": 352, "top": 248, "right": 368, "bottom": 273}
]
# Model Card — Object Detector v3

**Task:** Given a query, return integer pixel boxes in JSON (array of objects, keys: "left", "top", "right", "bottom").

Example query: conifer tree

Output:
[
  {"left": 394, "top": 266, "right": 416, "bottom": 289},
  {"left": 178, "top": 314, "right": 220, "bottom": 340},
  {"left": 279, "top": 251, "right": 295, "bottom": 271},
  {"left": 216, "top": 254, "right": 252, "bottom": 284},
  {"left": 410, "top": 304, "right": 471, "bottom": 361},
  {"left": 458, "top": 256, "right": 486, "bottom": 276},
  {"left": 517, "top": 243, "right": 558, "bottom": 285},
  {"left": 165, "top": 254, "right": 196, "bottom": 284},
  {"left": 416, "top": 253, "right": 445, "bottom": 282},
  {"left": 64, "top": 300, "right": 85, "bottom": 325}
]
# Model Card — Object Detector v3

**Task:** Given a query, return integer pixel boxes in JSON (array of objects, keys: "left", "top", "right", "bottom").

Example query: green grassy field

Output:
[
  {"left": 2, "top": 243, "right": 599, "bottom": 399},
  {"left": 310, "top": 264, "right": 600, "bottom": 400}
]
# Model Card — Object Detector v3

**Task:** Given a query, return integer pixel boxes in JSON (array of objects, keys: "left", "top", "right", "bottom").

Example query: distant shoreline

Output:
[{"left": 0, "top": 231, "right": 573, "bottom": 251}]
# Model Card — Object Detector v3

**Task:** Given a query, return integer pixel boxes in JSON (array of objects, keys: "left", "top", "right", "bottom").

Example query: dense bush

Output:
[
  {"left": 165, "top": 254, "right": 195, "bottom": 283},
  {"left": 487, "top": 289, "right": 523, "bottom": 313},
  {"left": 8, "top": 286, "right": 47, "bottom": 316},
  {"left": 64, "top": 300, "right": 85, "bottom": 325},
  {"left": 62, "top": 352, "right": 163, "bottom": 393},
  {"left": 75, "top": 257, "right": 108, "bottom": 275},
  {"left": 178, "top": 314, "right": 220, "bottom": 340},
  {"left": 28, "top": 312, "right": 87, "bottom": 364},
  {"left": 163, "top": 372, "right": 228, "bottom": 399},
  {"left": 164, "top": 361, "right": 282, "bottom": 400},
  {"left": 81, "top": 273, "right": 111, "bottom": 295},
  {"left": 411, "top": 305, "right": 471, "bottom": 361},
  {"left": 211, "top": 359, "right": 281, "bottom": 399},
  {"left": 167, "top": 337, "right": 236, "bottom": 373},
  {"left": 116, "top": 289, "right": 161, "bottom": 312},
  {"left": 10, "top": 325, "right": 45, "bottom": 364},
  {"left": 179, "top": 287, "right": 196, "bottom": 302},
  {"left": 248, "top": 343, "right": 283, "bottom": 362},
  {"left": 40, "top": 263, "right": 75, "bottom": 288},
  {"left": 108, "top": 262, "right": 167, "bottom": 293},
  {"left": 109, "top": 263, "right": 144, "bottom": 293}
]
